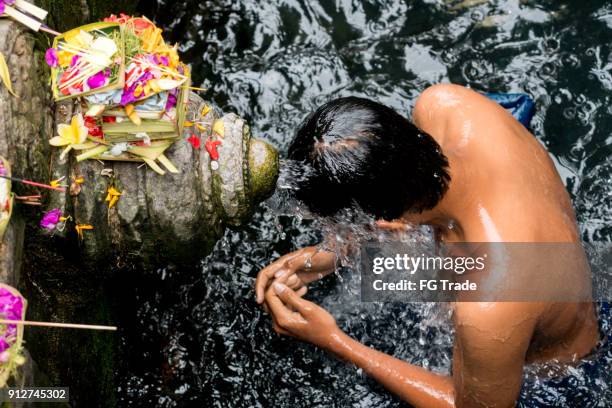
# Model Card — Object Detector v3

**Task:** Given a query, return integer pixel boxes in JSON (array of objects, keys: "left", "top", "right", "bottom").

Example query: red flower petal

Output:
[
  {"left": 205, "top": 138, "right": 222, "bottom": 160},
  {"left": 187, "top": 135, "right": 201, "bottom": 149}
]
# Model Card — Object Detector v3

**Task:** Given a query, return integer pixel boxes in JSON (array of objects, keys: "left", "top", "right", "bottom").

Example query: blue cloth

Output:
[
  {"left": 486, "top": 92, "right": 536, "bottom": 129},
  {"left": 517, "top": 302, "right": 612, "bottom": 407}
]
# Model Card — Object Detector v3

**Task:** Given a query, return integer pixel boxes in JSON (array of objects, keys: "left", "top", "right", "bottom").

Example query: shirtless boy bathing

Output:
[{"left": 255, "top": 84, "right": 599, "bottom": 407}]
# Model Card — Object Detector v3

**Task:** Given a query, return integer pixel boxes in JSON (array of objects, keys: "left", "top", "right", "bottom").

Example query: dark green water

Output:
[{"left": 118, "top": 1, "right": 612, "bottom": 406}]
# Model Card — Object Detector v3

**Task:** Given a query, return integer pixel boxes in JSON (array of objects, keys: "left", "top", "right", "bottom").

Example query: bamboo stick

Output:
[
  {"left": 40, "top": 25, "right": 61, "bottom": 36},
  {"left": 0, "top": 319, "right": 117, "bottom": 331}
]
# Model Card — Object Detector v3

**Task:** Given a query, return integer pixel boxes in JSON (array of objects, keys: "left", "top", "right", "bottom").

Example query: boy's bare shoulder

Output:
[
  {"left": 414, "top": 84, "right": 469, "bottom": 123},
  {"left": 413, "top": 84, "right": 502, "bottom": 130}
]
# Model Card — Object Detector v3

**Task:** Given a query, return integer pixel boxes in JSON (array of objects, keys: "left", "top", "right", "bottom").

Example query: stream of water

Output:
[{"left": 117, "top": 1, "right": 612, "bottom": 406}]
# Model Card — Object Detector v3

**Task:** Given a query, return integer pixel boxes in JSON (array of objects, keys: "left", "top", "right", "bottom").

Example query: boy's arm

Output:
[
  {"left": 451, "top": 302, "right": 535, "bottom": 407},
  {"left": 266, "top": 283, "right": 536, "bottom": 408}
]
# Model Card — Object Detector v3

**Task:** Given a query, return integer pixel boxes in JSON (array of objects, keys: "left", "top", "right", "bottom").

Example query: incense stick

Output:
[
  {"left": 0, "top": 319, "right": 117, "bottom": 331},
  {"left": 0, "top": 174, "right": 66, "bottom": 192},
  {"left": 40, "top": 25, "right": 61, "bottom": 37}
]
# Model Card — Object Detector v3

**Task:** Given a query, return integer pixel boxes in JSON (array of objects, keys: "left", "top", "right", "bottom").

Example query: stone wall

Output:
[
  {"left": 0, "top": 14, "right": 56, "bottom": 406},
  {"left": 0, "top": 17, "right": 53, "bottom": 286}
]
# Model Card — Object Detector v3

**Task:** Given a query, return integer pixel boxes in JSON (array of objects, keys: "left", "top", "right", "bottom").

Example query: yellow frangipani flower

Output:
[
  {"left": 105, "top": 186, "right": 122, "bottom": 209},
  {"left": 49, "top": 114, "right": 89, "bottom": 160}
]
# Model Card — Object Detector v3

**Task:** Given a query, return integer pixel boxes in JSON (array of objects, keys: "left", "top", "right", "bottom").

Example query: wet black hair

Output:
[{"left": 287, "top": 97, "right": 450, "bottom": 220}]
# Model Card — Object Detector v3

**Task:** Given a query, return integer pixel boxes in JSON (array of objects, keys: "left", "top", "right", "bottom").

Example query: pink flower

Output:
[
  {"left": 40, "top": 208, "right": 62, "bottom": 230},
  {"left": 45, "top": 48, "right": 58, "bottom": 68},
  {"left": 0, "top": 0, "right": 13, "bottom": 15},
  {"left": 87, "top": 70, "right": 108, "bottom": 89}
]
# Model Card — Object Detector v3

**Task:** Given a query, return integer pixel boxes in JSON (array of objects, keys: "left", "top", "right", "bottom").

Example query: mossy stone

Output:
[{"left": 248, "top": 138, "right": 279, "bottom": 203}]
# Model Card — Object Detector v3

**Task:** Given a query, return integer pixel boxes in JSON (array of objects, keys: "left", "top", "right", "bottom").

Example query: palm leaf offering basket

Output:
[
  {"left": 50, "top": 22, "right": 125, "bottom": 101},
  {"left": 47, "top": 15, "right": 191, "bottom": 173}
]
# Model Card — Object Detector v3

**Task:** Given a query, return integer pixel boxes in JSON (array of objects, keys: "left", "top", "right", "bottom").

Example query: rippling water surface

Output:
[{"left": 119, "top": 0, "right": 612, "bottom": 406}]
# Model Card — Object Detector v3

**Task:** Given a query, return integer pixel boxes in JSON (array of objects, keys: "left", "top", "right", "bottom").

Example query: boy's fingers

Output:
[
  {"left": 255, "top": 271, "right": 271, "bottom": 304},
  {"left": 287, "top": 274, "right": 299, "bottom": 287},
  {"left": 273, "top": 283, "right": 309, "bottom": 314},
  {"left": 265, "top": 285, "right": 293, "bottom": 325},
  {"left": 272, "top": 322, "right": 291, "bottom": 336},
  {"left": 255, "top": 253, "right": 301, "bottom": 303},
  {"left": 296, "top": 286, "right": 307, "bottom": 297}
]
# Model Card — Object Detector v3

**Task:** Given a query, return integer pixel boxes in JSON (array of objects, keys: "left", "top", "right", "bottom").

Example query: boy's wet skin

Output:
[{"left": 255, "top": 84, "right": 599, "bottom": 407}]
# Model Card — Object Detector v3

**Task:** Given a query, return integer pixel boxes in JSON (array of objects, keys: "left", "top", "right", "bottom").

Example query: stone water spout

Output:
[{"left": 46, "top": 94, "right": 278, "bottom": 268}]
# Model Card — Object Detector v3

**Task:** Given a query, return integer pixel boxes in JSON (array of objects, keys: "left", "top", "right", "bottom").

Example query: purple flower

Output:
[
  {"left": 120, "top": 85, "right": 137, "bottom": 106},
  {"left": 40, "top": 208, "right": 62, "bottom": 230},
  {"left": 165, "top": 93, "right": 177, "bottom": 110},
  {"left": 87, "top": 70, "right": 108, "bottom": 89},
  {"left": 70, "top": 55, "right": 80, "bottom": 67},
  {"left": 45, "top": 48, "right": 58, "bottom": 68},
  {"left": 160, "top": 56, "right": 169, "bottom": 66},
  {"left": 0, "top": 286, "right": 24, "bottom": 353},
  {"left": 139, "top": 71, "right": 154, "bottom": 83},
  {"left": 120, "top": 72, "right": 154, "bottom": 105},
  {"left": 0, "top": 0, "right": 14, "bottom": 15}
]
